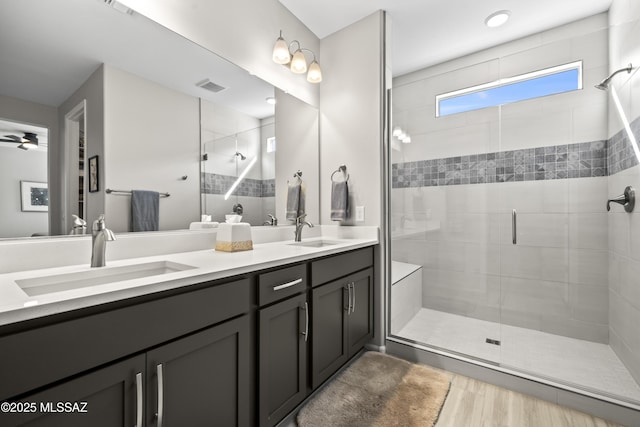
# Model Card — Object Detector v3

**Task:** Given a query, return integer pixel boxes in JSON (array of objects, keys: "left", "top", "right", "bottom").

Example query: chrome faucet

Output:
[
  {"left": 263, "top": 214, "right": 278, "bottom": 226},
  {"left": 91, "top": 214, "right": 116, "bottom": 267},
  {"left": 294, "top": 213, "right": 313, "bottom": 242}
]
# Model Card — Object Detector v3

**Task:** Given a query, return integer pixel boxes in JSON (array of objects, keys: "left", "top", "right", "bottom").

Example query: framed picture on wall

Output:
[
  {"left": 88, "top": 155, "right": 99, "bottom": 193},
  {"left": 20, "top": 181, "right": 49, "bottom": 212}
]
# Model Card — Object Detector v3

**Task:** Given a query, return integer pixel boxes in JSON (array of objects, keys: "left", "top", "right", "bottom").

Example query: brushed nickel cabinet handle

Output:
[
  {"left": 351, "top": 282, "right": 356, "bottom": 314},
  {"left": 156, "top": 364, "right": 164, "bottom": 427},
  {"left": 135, "top": 372, "right": 143, "bottom": 427},
  {"left": 301, "top": 301, "right": 309, "bottom": 342},
  {"left": 273, "top": 278, "right": 303, "bottom": 291}
]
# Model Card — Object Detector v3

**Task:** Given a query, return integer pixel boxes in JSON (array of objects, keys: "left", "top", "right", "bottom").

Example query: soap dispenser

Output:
[{"left": 70, "top": 214, "right": 87, "bottom": 235}]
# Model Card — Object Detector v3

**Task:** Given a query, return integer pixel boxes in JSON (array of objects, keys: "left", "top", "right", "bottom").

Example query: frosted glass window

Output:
[{"left": 436, "top": 61, "right": 582, "bottom": 117}]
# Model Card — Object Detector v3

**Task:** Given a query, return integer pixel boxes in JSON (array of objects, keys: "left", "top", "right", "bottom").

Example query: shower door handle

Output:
[{"left": 512, "top": 209, "right": 517, "bottom": 245}]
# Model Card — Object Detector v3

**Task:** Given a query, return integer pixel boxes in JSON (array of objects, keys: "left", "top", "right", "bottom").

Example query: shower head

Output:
[
  {"left": 595, "top": 63, "right": 633, "bottom": 90},
  {"left": 235, "top": 151, "right": 246, "bottom": 160}
]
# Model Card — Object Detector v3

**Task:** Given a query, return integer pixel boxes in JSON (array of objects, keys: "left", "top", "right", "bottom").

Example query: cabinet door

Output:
[
  {"left": 347, "top": 268, "right": 374, "bottom": 357},
  {"left": 146, "top": 315, "right": 250, "bottom": 427},
  {"left": 0, "top": 355, "right": 145, "bottom": 427},
  {"left": 311, "top": 279, "right": 349, "bottom": 389},
  {"left": 259, "top": 293, "right": 308, "bottom": 427}
]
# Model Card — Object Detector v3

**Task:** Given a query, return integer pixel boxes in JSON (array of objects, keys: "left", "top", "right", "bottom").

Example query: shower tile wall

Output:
[
  {"left": 607, "top": 0, "right": 640, "bottom": 385},
  {"left": 391, "top": 16, "right": 611, "bottom": 343}
]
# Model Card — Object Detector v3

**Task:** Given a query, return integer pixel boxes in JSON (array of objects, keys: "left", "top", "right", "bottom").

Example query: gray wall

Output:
[
  {"left": 103, "top": 65, "right": 200, "bottom": 232},
  {"left": 58, "top": 65, "right": 105, "bottom": 235},
  {"left": 391, "top": 15, "right": 611, "bottom": 343},
  {"left": 607, "top": 0, "right": 640, "bottom": 385}
]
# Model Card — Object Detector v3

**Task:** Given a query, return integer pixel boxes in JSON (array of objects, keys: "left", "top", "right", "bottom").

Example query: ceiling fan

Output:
[{"left": 0, "top": 132, "right": 39, "bottom": 150}]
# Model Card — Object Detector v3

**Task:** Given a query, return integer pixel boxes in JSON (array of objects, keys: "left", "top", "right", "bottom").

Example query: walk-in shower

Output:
[{"left": 387, "top": 14, "right": 640, "bottom": 412}]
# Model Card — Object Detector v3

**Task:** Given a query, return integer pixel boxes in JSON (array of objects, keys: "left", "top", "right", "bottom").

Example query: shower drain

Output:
[{"left": 485, "top": 338, "right": 501, "bottom": 346}]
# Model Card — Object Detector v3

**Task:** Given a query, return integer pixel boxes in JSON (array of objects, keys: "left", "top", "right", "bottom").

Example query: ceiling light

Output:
[
  {"left": 272, "top": 31, "right": 322, "bottom": 84},
  {"left": 392, "top": 126, "right": 403, "bottom": 137},
  {"left": 266, "top": 97, "right": 276, "bottom": 105},
  {"left": 485, "top": 10, "right": 510, "bottom": 28},
  {"left": 402, "top": 136, "right": 412, "bottom": 144}
]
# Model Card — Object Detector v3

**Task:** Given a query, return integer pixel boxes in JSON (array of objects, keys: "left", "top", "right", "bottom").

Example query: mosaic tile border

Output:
[
  {"left": 201, "top": 173, "right": 275, "bottom": 197},
  {"left": 392, "top": 141, "right": 607, "bottom": 188},
  {"left": 392, "top": 116, "right": 640, "bottom": 188}
]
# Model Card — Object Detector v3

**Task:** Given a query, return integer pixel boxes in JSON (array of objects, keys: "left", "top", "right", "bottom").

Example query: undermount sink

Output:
[
  {"left": 288, "top": 240, "right": 342, "bottom": 248},
  {"left": 16, "top": 261, "right": 196, "bottom": 297}
]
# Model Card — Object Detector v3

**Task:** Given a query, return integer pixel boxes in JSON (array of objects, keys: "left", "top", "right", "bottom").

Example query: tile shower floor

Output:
[{"left": 397, "top": 308, "right": 640, "bottom": 402}]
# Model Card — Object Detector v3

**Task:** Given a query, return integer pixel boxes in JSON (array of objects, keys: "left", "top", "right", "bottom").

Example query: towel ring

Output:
[{"left": 331, "top": 165, "right": 349, "bottom": 182}]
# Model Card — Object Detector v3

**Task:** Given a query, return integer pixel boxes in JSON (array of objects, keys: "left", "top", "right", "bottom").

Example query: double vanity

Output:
[{"left": 0, "top": 226, "right": 378, "bottom": 426}]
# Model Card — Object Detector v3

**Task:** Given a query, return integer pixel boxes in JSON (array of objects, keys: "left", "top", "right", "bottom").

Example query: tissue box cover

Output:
[{"left": 215, "top": 223, "right": 253, "bottom": 252}]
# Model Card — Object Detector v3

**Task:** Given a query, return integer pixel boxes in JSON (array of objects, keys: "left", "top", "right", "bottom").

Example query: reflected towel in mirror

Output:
[
  {"left": 131, "top": 190, "right": 159, "bottom": 231},
  {"left": 286, "top": 180, "right": 306, "bottom": 220}
]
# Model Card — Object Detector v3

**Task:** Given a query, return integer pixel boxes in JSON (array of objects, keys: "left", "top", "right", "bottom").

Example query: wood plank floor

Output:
[{"left": 435, "top": 370, "right": 628, "bottom": 427}]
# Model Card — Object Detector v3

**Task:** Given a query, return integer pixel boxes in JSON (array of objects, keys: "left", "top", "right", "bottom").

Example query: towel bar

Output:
[{"left": 105, "top": 189, "right": 170, "bottom": 197}]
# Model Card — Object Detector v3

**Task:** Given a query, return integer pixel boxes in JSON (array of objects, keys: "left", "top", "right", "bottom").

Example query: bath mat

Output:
[{"left": 297, "top": 352, "right": 451, "bottom": 427}]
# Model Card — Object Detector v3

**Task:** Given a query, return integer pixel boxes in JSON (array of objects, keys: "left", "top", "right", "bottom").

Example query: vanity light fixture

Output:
[
  {"left": 485, "top": 10, "right": 511, "bottom": 28},
  {"left": 272, "top": 30, "right": 322, "bottom": 83},
  {"left": 392, "top": 126, "right": 411, "bottom": 144}
]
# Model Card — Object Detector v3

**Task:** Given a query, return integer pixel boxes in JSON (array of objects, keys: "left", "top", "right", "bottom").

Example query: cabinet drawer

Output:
[
  {"left": 258, "top": 264, "right": 307, "bottom": 306},
  {"left": 311, "top": 247, "right": 373, "bottom": 287},
  {"left": 0, "top": 278, "right": 250, "bottom": 400}
]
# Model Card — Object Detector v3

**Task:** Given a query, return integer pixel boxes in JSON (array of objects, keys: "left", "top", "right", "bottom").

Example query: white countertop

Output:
[{"left": 0, "top": 232, "right": 378, "bottom": 327}]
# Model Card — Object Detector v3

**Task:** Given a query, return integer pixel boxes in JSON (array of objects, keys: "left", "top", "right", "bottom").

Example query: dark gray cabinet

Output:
[
  {"left": 311, "top": 267, "right": 374, "bottom": 389},
  {"left": 0, "top": 355, "right": 145, "bottom": 427},
  {"left": 147, "top": 315, "right": 250, "bottom": 427},
  {"left": 257, "top": 263, "right": 309, "bottom": 427},
  {"left": 258, "top": 293, "right": 308, "bottom": 427}
]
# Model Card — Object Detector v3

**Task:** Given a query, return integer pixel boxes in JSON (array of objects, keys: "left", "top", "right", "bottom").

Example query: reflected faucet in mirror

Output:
[{"left": 91, "top": 214, "right": 116, "bottom": 268}]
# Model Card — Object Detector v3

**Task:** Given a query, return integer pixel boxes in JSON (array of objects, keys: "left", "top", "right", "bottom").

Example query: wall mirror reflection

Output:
[{"left": 0, "top": 0, "right": 319, "bottom": 238}]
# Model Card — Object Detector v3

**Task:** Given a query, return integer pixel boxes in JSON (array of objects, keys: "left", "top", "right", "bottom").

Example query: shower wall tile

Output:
[
  {"left": 569, "top": 283, "right": 609, "bottom": 325},
  {"left": 500, "top": 245, "right": 569, "bottom": 283},
  {"left": 568, "top": 213, "right": 609, "bottom": 249},
  {"left": 499, "top": 180, "right": 569, "bottom": 214},
  {"left": 569, "top": 249, "right": 609, "bottom": 287},
  {"left": 568, "top": 177, "right": 608, "bottom": 212},
  {"left": 504, "top": 213, "right": 569, "bottom": 248}
]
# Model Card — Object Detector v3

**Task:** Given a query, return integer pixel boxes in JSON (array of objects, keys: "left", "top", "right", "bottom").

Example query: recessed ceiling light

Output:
[{"left": 485, "top": 10, "right": 511, "bottom": 28}]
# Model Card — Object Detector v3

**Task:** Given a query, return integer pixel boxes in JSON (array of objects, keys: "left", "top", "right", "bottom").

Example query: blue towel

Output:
[{"left": 131, "top": 190, "right": 159, "bottom": 231}]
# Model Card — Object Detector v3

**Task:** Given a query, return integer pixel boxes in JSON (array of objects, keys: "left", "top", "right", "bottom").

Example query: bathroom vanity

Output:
[{"left": 0, "top": 231, "right": 377, "bottom": 427}]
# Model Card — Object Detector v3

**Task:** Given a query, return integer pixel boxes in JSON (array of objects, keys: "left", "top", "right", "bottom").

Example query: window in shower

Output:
[{"left": 436, "top": 60, "right": 582, "bottom": 117}]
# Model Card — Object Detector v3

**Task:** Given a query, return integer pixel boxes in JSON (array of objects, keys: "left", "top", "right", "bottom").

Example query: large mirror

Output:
[{"left": 0, "top": 0, "right": 318, "bottom": 238}]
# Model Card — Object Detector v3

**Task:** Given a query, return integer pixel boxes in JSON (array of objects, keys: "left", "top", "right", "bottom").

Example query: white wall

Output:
[
  {"left": 119, "top": 0, "right": 320, "bottom": 108},
  {"left": 319, "top": 11, "right": 385, "bottom": 227},
  {"left": 607, "top": 0, "right": 640, "bottom": 385},
  {"left": 275, "top": 88, "right": 320, "bottom": 225},
  {"left": 104, "top": 65, "right": 200, "bottom": 232}
]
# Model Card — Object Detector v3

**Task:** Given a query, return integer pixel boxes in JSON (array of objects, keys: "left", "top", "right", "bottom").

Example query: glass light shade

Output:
[
  {"left": 398, "top": 132, "right": 407, "bottom": 140},
  {"left": 402, "top": 136, "right": 412, "bottom": 144},
  {"left": 272, "top": 37, "right": 291, "bottom": 64},
  {"left": 485, "top": 10, "right": 510, "bottom": 28},
  {"left": 290, "top": 50, "right": 307, "bottom": 74},
  {"left": 18, "top": 142, "right": 37, "bottom": 150},
  {"left": 307, "top": 60, "right": 322, "bottom": 83},
  {"left": 392, "top": 127, "right": 402, "bottom": 137}
]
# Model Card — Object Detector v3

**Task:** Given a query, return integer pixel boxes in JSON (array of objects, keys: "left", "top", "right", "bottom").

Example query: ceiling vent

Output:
[{"left": 196, "top": 79, "right": 226, "bottom": 93}]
